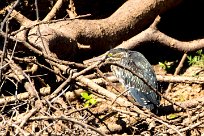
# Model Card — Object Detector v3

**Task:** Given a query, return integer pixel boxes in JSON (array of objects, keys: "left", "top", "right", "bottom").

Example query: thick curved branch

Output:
[
  {"left": 25, "top": 0, "right": 183, "bottom": 57},
  {"left": 51, "top": 0, "right": 182, "bottom": 46},
  {"left": 117, "top": 27, "right": 204, "bottom": 52}
]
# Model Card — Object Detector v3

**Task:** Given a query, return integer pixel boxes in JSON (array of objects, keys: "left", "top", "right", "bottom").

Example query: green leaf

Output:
[
  {"left": 167, "top": 114, "right": 178, "bottom": 120},
  {"left": 196, "top": 49, "right": 203, "bottom": 56},
  {"left": 187, "top": 55, "right": 192, "bottom": 61},
  {"left": 89, "top": 99, "right": 97, "bottom": 105},
  {"left": 84, "top": 102, "right": 90, "bottom": 107},
  {"left": 187, "top": 55, "right": 193, "bottom": 65},
  {"left": 159, "top": 62, "right": 166, "bottom": 69},
  {"left": 81, "top": 92, "right": 97, "bottom": 107},
  {"left": 81, "top": 92, "right": 91, "bottom": 100},
  {"left": 187, "top": 50, "right": 204, "bottom": 67}
]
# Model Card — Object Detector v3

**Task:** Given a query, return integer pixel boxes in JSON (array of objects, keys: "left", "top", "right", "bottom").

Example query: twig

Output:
[
  {"left": 51, "top": 85, "right": 70, "bottom": 103},
  {"left": 182, "top": 109, "right": 204, "bottom": 126},
  {"left": 179, "top": 120, "right": 204, "bottom": 132},
  {"left": 36, "top": 123, "right": 54, "bottom": 136},
  {"left": 112, "top": 107, "right": 184, "bottom": 136},
  {"left": 49, "top": 71, "right": 73, "bottom": 100},
  {"left": 156, "top": 74, "right": 204, "bottom": 84},
  {"left": 12, "top": 56, "right": 66, "bottom": 80},
  {"left": 5, "top": 58, "right": 41, "bottom": 101},
  {"left": 0, "top": 88, "right": 50, "bottom": 106},
  {"left": 77, "top": 74, "right": 134, "bottom": 107},
  {"left": 49, "top": 59, "right": 104, "bottom": 100},
  {"left": 91, "top": 74, "right": 204, "bottom": 85},
  {"left": 29, "top": 115, "right": 106, "bottom": 136},
  {"left": 0, "top": 31, "right": 85, "bottom": 68},
  {"left": 0, "top": 21, "right": 9, "bottom": 83},
  {"left": 110, "top": 90, "right": 129, "bottom": 106},
  {"left": 11, "top": 124, "right": 30, "bottom": 136},
  {"left": 15, "top": 107, "right": 39, "bottom": 135},
  {"left": 43, "top": 0, "right": 63, "bottom": 21},
  {"left": 67, "top": 0, "right": 77, "bottom": 18},
  {"left": 166, "top": 53, "right": 188, "bottom": 93},
  {"left": 1, "top": 0, "right": 20, "bottom": 30},
  {"left": 35, "top": 0, "right": 52, "bottom": 58},
  {"left": 66, "top": 106, "right": 92, "bottom": 116},
  {"left": 86, "top": 109, "right": 113, "bottom": 133},
  {"left": 35, "top": 61, "right": 66, "bottom": 80}
]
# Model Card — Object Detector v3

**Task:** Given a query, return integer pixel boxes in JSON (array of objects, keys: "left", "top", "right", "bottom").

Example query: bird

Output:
[{"left": 105, "top": 48, "right": 160, "bottom": 113}]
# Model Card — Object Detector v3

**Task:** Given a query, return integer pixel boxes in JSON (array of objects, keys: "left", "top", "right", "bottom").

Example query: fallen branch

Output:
[
  {"left": 7, "top": 0, "right": 184, "bottom": 58},
  {"left": 112, "top": 107, "right": 184, "bottom": 136},
  {"left": 29, "top": 115, "right": 106, "bottom": 136},
  {"left": 0, "top": 87, "right": 50, "bottom": 106},
  {"left": 156, "top": 74, "right": 204, "bottom": 84},
  {"left": 92, "top": 74, "right": 204, "bottom": 85},
  {"left": 117, "top": 26, "right": 204, "bottom": 52}
]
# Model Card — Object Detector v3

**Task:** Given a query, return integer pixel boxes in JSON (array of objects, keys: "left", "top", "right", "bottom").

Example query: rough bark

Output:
[{"left": 25, "top": 0, "right": 183, "bottom": 58}]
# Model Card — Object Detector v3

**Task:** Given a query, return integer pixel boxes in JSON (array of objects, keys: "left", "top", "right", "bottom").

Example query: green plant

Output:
[
  {"left": 167, "top": 113, "right": 179, "bottom": 120},
  {"left": 159, "top": 61, "right": 173, "bottom": 72},
  {"left": 187, "top": 49, "right": 204, "bottom": 67},
  {"left": 81, "top": 92, "right": 97, "bottom": 107}
]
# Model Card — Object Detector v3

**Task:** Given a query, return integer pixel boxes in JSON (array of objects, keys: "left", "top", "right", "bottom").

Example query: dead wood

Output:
[
  {"left": 11, "top": 0, "right": 183, "bottom": 59},
  {"left": 117, "top": 26, "right": 204, "bottom": 52}
]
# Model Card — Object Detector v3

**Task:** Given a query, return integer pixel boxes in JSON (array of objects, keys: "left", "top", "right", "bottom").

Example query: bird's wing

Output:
[
  {"left": 128, "top": 87, "right": 156, "bottom": 110},
  {"left": 118, "top": 51, "right": 159, "bottom": 106}
]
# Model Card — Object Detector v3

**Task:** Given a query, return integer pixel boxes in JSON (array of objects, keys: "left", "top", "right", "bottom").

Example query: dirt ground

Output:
[{"left": 0, "top": 61, "right": 203, "bottom": 135}]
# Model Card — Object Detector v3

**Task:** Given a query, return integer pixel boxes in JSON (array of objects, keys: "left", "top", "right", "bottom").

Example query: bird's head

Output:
[{"left": 105, "top": 48, "right": 128, "bottom": 62}]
